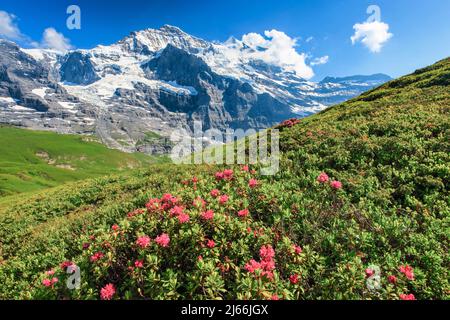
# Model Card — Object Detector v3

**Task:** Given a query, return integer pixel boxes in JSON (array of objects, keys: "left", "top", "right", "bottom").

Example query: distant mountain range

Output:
[{"left": 0, "top": 25, "right": 391, "bottom": 153}]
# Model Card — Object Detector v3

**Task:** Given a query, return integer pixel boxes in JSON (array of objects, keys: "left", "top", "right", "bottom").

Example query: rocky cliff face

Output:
[{"left": 0, "top": 26, "right": 391, "bottom": 154}]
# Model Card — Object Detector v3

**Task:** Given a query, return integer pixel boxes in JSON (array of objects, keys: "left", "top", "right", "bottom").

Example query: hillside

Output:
[
  {"left": 0, "top": 126, "right": 162, "bottom": 197},
  {"left": 0, "top": 58, "right": 448, "bottom": 300}
]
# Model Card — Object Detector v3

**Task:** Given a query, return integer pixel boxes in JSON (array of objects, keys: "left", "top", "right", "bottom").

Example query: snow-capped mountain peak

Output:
[{"left": 0, "top": 25, "right": 391, "bottom": 154}]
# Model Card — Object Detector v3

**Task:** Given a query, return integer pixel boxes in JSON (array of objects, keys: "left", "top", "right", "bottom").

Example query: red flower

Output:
[
  {"left": 238, "top": 209, "right": 249, "bottom": 217},
  {"left": 399, "top": 265, "right": 415, "bottom": 280},
  {"left": 330, "top": 180, "right": 343, "bottom": 190},
  {"left": 241, "top": 165, "right": 249, "bottom": 172},
  {"left": 399, "top": 293, "right": 416, "bottom": 300},
  {"left": 206, "top": 239, "right": 215, "bottom": 248},
  {"left": 210, "top": 189, "right": 220, "bottom": 197},
  {"left": 219, "top": 194, "right": 229, "bottom": 204},
  {"left": 60, "top": 260, "right": 74, "bottom": 271},
  {"left": 215, "top": 172, "right": 224, "bottom": 181},
  {"left": 270, "top": 294, "right": 280, "bottom": 300},
  {"left": 192, "top": 176, "right": 199, "bottom": 184},
  {"left": 249, "top": 179, "right": 259, "bottom": 188},
  {"left": 244, "top": 259, "right": 261, "bottom": 273},
  {"left": 82, "top": 242, "right": 90, "bottom": 250},
  {"left": 146, "top": 198, "right": 160, "bottom": 212},
  {"left": 90, "top": 251, "right": 104, "bottom": 262},
  {"left": 51, "top": 277, "right": 58, "bottom": 285},
  {"left": 136, "top": 235, "right": 151, "bottom": 248},
  {"left": 289, "top": 274, "right": 299, "bottom": 284},
  {"left": 177, "top": 213, "right": 190, "bottom": 223},
  {"left": 316, "top": 172, "right": 329, "bottom": 183},
  {"left": 100, "top": 283, "right": 116, "bottom": 300},
  {"left": 365, "top": 268, "right": 375, "bottom": 278},
  {"left": 155, "top": 233, "right": 170, "bottom": 247},
  {"left": 388, "top": 275, "right": 397, "bottom": 284},
  {"left": 170, "top": 205, "right": 184, "bottom": 217},
  {"left": 134, "top": 260, "right": 144, "bottom": 268},
  {"left": 111, "top": 224, "right": 119, "bottom": 231},
  {"left": 42, "top": 279, "right": 52, "bottom": 287},
  {"left": 46, "top": 269, "right": 55, "bottom": 276},
  {"left": 223, "top": 169, "right": 234, "bottom": 180},
  {"left": 201, "top": 209, "right": 214, "bottom": 221},
  {"left": 259, "top": 245, "right": 275, "bottom": 261},
  {"left": 293, "top": 244, "right": 303, "bottom": 255}
]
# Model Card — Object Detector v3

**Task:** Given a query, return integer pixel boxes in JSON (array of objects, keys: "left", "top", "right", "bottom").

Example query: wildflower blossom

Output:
[
  {"left": 238, "top": 209, "right": 249, "bottom": 217},
  {"left": 170, "top": 205, "right": 184, "bottom": 217},
  {"left": 249, "top": 179, "right": 259, "bottom": 188},
  {"left": 241, "top": 165, "right": 249, "bottom": 172},
  {"left": 215, "top": 172, "right": 224, "bottom": 181},
  {"left": 330, "top": 180, "right": 343, "bottom": 190},
  {"left": 399, "top": 293, "right": 416, "bottom": 300},
  {"left": 46, "top": 269, "right": 55, "bottom": 276},
  {"left": 219, "top": 194, "right": 229, "bottom": 204},
  {"left": 206, "top": 239, "right": 216, "bottom": 248},
  {"left": 100, "top": 283, "right": 116, "bottom": 300},
  {"left": 60, "top": 260, "right": 74, "bottom": 271},
  {"left": 90, "top": 252, "right": 104, "bottom": 263},
  {"left": 111, "top": 224, "right": 119, "bottom": 231},
  {"left": 177, "top": 213, "right": 190, "bottom": 223},
  {"left": 136, "top": 235, "right": 151, "bottom": 248},
  {"left": 293, "top": 244, "right": 303, "bottom": 255},
  {"left": 399, "top": 265, "right": 415, "bottom": 280},
  {"left": 223, "top": 169, "right": 234, "bottom": 180},
  {"left": 388, "top": 275, "right": 397, "bottom": 284},
  {"left": 244, "top": 259, "right": 261, "bottom": 273},
  {"left": 134, "top": 260, "right": 144, "bottom": 268},
  {"left": 42, "top": 279, "right": 52, "bottom": 287},
  {"left": 289, "top": 274, "right": 299, "bottom": 284},
  {"left": 270, "top": 294, "right": 280, "bottom": 300},
  {"left": 201, "top": 209, "right": 214, "bottom": 221},
  {"left": 155, "top": 233, "right": 170, "bottom": 247},
  {"left": 210, "top": 189, "right": 220, "bottom": 197},
  {"left": 365, "top": 268, "right": 375, "bottom": 278},
  {"left": 260, "top": 245, "right": 275, "bottom": 261},
  {"left": 316, "top": 172, "right": 329, "bottom": 183}
]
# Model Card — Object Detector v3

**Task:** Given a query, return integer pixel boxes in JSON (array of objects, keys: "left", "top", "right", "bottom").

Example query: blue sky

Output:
[{"left": 0, "top": 0, "right": 449, "bottom": 80}]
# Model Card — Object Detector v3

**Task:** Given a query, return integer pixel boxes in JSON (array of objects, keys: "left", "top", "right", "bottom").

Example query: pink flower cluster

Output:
[
  {"left": 244, "top": 245, "right": 276, "bottom": 279},
  {"left": 60, "top": 260, "right": 75, "bottom": 271},
  {"left": 278, "top": 118, "right": 301, "bottom": 128},
  {"left": 215, "top": 169, "right": 234, "bottom": 181},
  {"left": 146, "top": 193, "right": 180, "bottom": 213},
  {"left": 201, "top": 209, "right": 214, "bottom": 221},
  {"left": 399, "top": 265, "right": 415, "bottom": 280},
  {"left": 136, "top": 235, "right": 151, "bottom": 248},
  {"left": 100, "top": 283, "right": 116, "bottom": 300},
  {"left": 170, "top": 205, "right": 190, "bottom": 223},
  {"left": 155, "top": 233, "right": 170, "bottom": 247},
  {"left": 293, "top": 244, "right": 302, "bottom": 255},
  {"left": 248, "top": 179, "right": 259, "bottom": 188},
  {"left": 238, "top": 208, "right": 249, "bottom": 217},
  {"left": 90, "top": 251, "right": 104, "bottom": 263},
  {"left": 399, "top": 293, "right": 416, "bottom": 300},
  {"left": 316, "top": 172, "right": 343, "bottom": 190},
  {"left": 42, "top": 277, "right": 58, "bottom": 287}
]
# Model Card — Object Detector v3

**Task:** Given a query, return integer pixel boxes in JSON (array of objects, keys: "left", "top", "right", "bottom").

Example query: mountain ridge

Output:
[{"left": 0, "top": 25, "right": 391, "bottom": 153}]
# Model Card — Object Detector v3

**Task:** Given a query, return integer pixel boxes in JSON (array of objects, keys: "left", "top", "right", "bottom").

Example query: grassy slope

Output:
[
  {"left": 0, "top": 58, "right": 448, "bottom": 299},
  {"left": 0, "top": 126, "right": 163, "bottom": 197}
]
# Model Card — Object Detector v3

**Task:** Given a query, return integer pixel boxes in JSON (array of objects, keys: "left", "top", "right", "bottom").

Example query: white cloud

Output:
[
  {"left": 305, "top": 36, "right": 314, "bottom": 43},
  {"left": 239, "top": 29, "right": 315, "bottom": 79},
  {"left": 0, "top": 11, "right": 24, "bottom": 41},
  {"left": 311, "top": 55, "right": 329, "bottom": 66},
  {"left": 41, "top": 28, "right": 72, "bottom": 52},
  {"left": 351, "top": 21, "right": 393, "bottom": 53}
]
